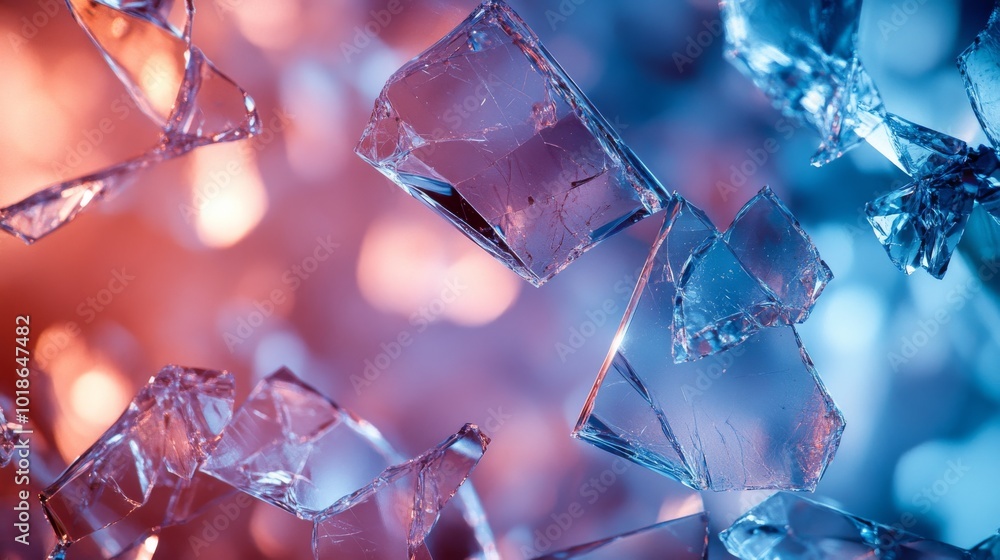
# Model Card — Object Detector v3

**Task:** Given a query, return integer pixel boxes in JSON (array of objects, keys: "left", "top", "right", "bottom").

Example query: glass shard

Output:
[
  {"left": 864, "top": 113, "right": 970, "bottom": 178},
  {"left": 721, "top": 493, "right": 977, "bottom": 559},
  {"left": 356, "top": 0, "right": 670, "bottom": 287},
  {"left": 574, "top": 197, "right": 844, "bottom": 491},
  {"left": 721, "top": 0, "right": 884, "bottom": 166},
  {"left": 531, "top": 513, "right": 708, "bottom": 560},
  {"left": 200, "top": 367, "right": 399, "bottom": 518},
  {"left": 311, "top": 424, "right": 490, "bottom": 560},
  {"left": 959, "top": 3, "right": 1000, "bottom": 151},
  {"left": 1, "top": 0, "right": 260, "bottom": 244},
  {"left": 671, "top": 188, "right": 831, "bottom": 362},
  {"left": 973, "top": 532, "right": 1000, "bottom": 559},
  {"left": 0, "top": 406, "right": 18, "bottom": 468},
  {"left": 40, "top": 365, "right": 235, "bottom": 558},
  {"left": 724, "top": 186, "right": 832, "bottom": 323}
]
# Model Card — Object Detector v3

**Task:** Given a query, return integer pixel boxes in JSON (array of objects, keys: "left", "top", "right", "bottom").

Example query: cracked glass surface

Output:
[
  {"left": 0, "top": 0, "right": 260, "bottom": 244},
  {"left": 574, "top": 195, "right": 844, "bottom": 491},
  {"left": 311, "top": 424, "right": 489, "bottom": 560},
  {"left": 721, "top": 0, "right": 884, "bottom": 166},
  {"left": 722, "top": 493, "right": 998, "bottom": 560},
  {"left": 531, "top": 513, "right": 708, "bottom": 560},
  {"left": 39, "top": 365, "right": 236, "bottom": 559},
  {"left": 356, "top": 0, "right": 670, "bottom": 286}
]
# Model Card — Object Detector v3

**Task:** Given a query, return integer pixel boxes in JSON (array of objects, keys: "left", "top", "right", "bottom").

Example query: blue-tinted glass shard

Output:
[
  {"left": 864, "top": 113, "right": 969, "bottom": 177},
  {"left": 39, "top": 366, "right": 235, "bottom": 558},
  {"left": 660, "top": 197, "right": 717, "bottom": 283},
  {"left": 722, "top": 493, "right": 975, "bottom": 559},
  {"left": 673, "top": 237, "right": 783, "bottom": 363},
  {"left": 972, "top": 532, "right": 1000, "bottom": 559},
  {"left": 724, "top": 186, "right": 832, "bottom": 323},
  {"left": 721, "top": 0, "right": 884, "bottom": 166},
  {"left": 0, "top": 406, "right": 18, "bottom": 468},
  {"left": 959, "top": 3, "right": 1000, "bottom": 151},
  {"left": 531, "top": 513, "right": 708, "bottom": 560},
  {"left": 200, "top": 367, "right": 399, "bottom": 519},
  {"left": 574, "top": 200, "right": 845, "bottom": 491},
  {"left": 311, "top": 424, "right": 489, "bottom": 560},
  {"left": 356, "top": 0, "right": 670, "bottom": 287},
  {"left": 866, "top": 176, "right": 980, "bottom": 279}
]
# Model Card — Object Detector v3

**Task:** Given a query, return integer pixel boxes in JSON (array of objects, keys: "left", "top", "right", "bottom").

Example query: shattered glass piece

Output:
[
  {"left": 972, "top": 532, "right": 1000, "bottom": 559},
  {"left": 672, "top": 236, "right": 783, "bottom": 363},
  {"left": 357, "top": 0, "right": 670, "bottom": 287},
  {"left": 866, "top": 174, "right": 981, "bottom": 279},
  {"left": 724, "top": 186, "right": 832, "bottom": 323},
  {"left": 531, "top": 513, "right": 708, "bottom": 560},
  {"left": 201, "top": 367, "right": 400, "bottom": 518},
  {"left": 864, "top": 113, "right": 970, "bottom": 177},
  {"left": 721, "top": 0, "right": 885, "bottom": 166},
  {"left": 0, "top": 406, "right": 19, "bottom": 468},
  {"left": 574, "top": 198, "right": 845, "bottom": 491},
  {"left": 1, "top": 0, "right": 260, "bottom": 244},
  {"left": 959, "top": 3, "right": 1000, "bottom": 151},
  {"left": 721, "top": 493, "right": 974, "bottom": 559},
  {"left": 40, "top": 365, "right": 235, "bottom": 558},
  {"left": 312, "top": 424, "right": 490, "bottom": 560},
  {"left": 0, "top": 156, "right": 153, "bottom": 244}
]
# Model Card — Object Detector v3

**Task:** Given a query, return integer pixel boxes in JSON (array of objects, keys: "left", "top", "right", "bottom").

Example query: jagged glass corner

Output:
[
  {"left": 721, "top": 493, "right": 981, "bottom": 559},
  {"left": 311, "top": 424, "right": 490, "bottom": 560},
  {"left": 356, "top": 0, "right": 670, "bottom": 287},
  {"left": 200, "top": 367, "right": 399, "bottom": 519},
  {"left": 39, "top": 365, "right": 235, "bottom": 558},
  {"left": 959, "top": 3, "right": 1000, "bottom": 151},
  {"left": 574, "top": 197, "right": 844, "bottom": 491},
  {"left": 531, "top": 513, "right": 708, "bottom": 560},
  {"left": 973, "top": 532, "right": 1000, "bottom": 559},
  {"left": 721, "top": 0, "right": 885, "bottom": 166}
]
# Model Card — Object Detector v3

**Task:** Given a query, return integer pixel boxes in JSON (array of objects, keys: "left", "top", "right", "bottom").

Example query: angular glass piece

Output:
[
  {"left": 1, "top": 0, "right": 260, "bottom": 244},
  {"left": 356, "top": 0, "right": 670, "bottom": 286},
  {"left": 864, "top": 113, "right": 970, "bottom": 178},
  {"left": 531, "top": 513, "right": 708, "bottom": 560},
  {"left": 721, "top": 493, "right": 975, "bottom": 559},
  {"left": 866, "top": 176, "right": 980, "bottom": 279},
  {"left": 721, "top": 0, "right": 884, "bottom": 166},
  {"left": 574, "top": 198, "right": 845, "bottom": 491},
  {"left": 724, "top": 186, "right": 832, "bottom": 323},
  {"left": 0, "top": 406, "right": 18, "bottom": 468},
  {"left": 200, "top": 367, "right": 400, "bottom": 518},
  {"left": 960, "top": 3, "right": 1000, "bottom": 151},
  {"left": 312, "top": 424, "right": 490, "bottom": 560},
  {"left": 40, "top": 366, "right": 235, "bottom": 558},
  {"left": 972, "top": 532, "right": 1000, "bottom": 560}
]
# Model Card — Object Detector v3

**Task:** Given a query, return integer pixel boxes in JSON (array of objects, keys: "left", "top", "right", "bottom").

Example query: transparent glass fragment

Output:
[
  {"left": 531, "top": 513, "right": 708, "bottom": 560},
  {"left": 311, "top": 424, "right": 490, "bottom": 560},
  {"left": 0, "top": 406, "right": 18, "bottom": 468},
  {"left": 39, "top": 365, "right": 235, "bottom": 558},
  {"left": 1, "top": 0, "right": 260, "bottom": 244},
  {"left": 864, "top": 113, "right": 970, "bottom": 178},
  {"left": 721, "top": 493, "right": 982, "bottom": 559},
  {"left": 960, "top": 3, "right": 1000, "bottom": 151},
  {"left": 973, "top": 532, "right": 1000, "bottom": 559},
  {"left": 574, "top": 197, "right": 845, "bottom": 491},
  {"left": 356, "top": 0, "right": 669, "bottom": 286},
  {"left": 721, "top": 0, "right": 884, "bottom": 165}
]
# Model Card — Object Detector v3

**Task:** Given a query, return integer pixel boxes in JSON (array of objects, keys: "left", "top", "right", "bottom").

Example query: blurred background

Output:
[{"left": 1, "top": 0, "right": 999, "bottom": 557}]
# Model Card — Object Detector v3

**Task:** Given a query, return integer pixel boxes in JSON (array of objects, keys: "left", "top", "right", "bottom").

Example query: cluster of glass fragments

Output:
[{"left": 7, "top": 0, "right": 999, "bottom": 558}]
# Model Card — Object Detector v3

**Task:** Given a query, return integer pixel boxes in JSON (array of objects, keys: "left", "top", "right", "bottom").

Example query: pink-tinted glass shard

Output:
[
  {"left": 531, "top": 513, "right": 708, "bottom": 560},
  {"left": 311, "top": 424, "right": 490, "bottom": 560},
  {"left": 574, "top": 198, "right": 845, "bottom": 491},
  {"left": 200, "top": 368, "right": 400, "bottom": 518},
  {"left": 39, "top": 366, "right": 235, "bottom": 558},
  {"left": 722, "top": 493, "right": 977, "bottom": 559},
  {"left": 356, "top": 0, "right": 670, "bottom": 286},
  {"left": 724, "top": 186, "right": 833, "bottom": 323},
  {"left": 0, "top": 156, "right": 153, "bottom": 244}
]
